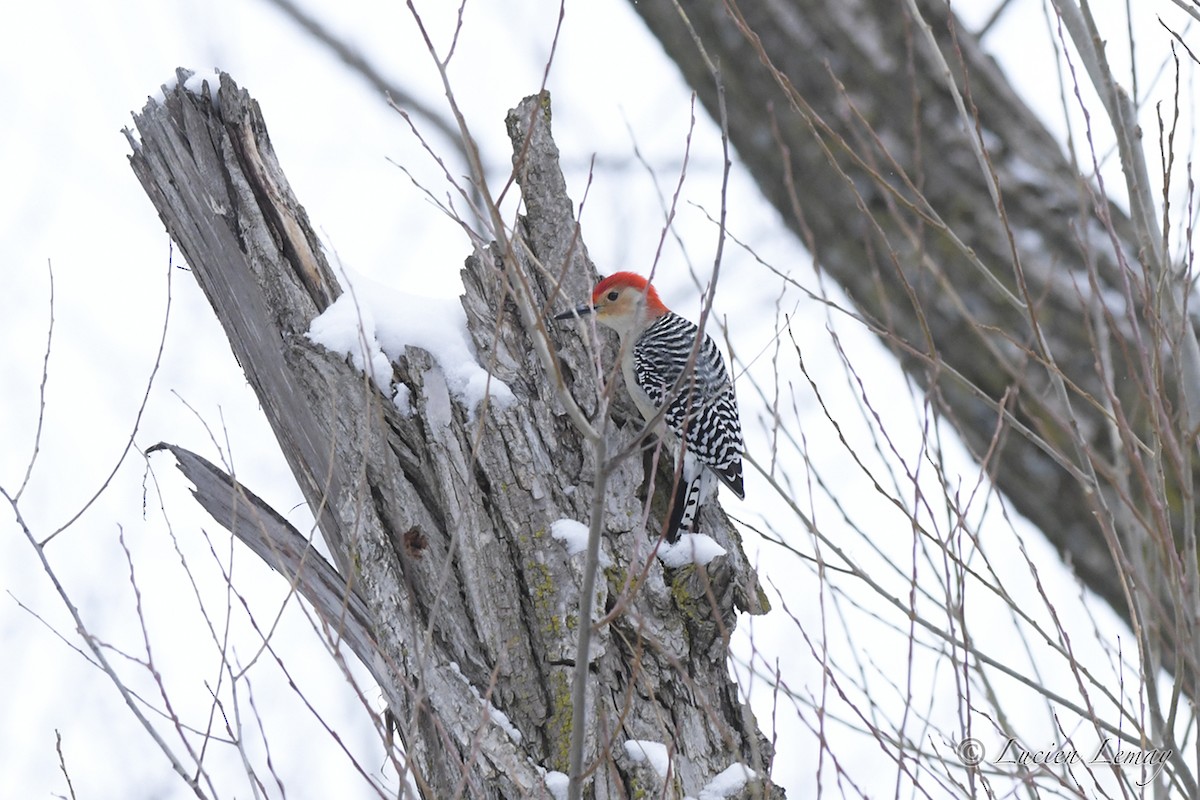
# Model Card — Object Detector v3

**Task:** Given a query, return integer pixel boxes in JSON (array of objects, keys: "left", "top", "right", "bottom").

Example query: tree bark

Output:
[
  {"left": 629, "top": 0, "right": 1172, "bottom": 639},
  {"left": 129, "top": 71, "right": 774, "bottom": 799}
]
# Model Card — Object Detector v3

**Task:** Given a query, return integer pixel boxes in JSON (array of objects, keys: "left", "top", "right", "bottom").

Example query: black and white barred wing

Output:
[{"left": 632, "top": 313, "right": 745, "bottom": 498}]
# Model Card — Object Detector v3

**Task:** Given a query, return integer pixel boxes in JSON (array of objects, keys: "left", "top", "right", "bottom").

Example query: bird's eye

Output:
[{"left": 607, "top": 291, "right": 619, "bottom": 301}]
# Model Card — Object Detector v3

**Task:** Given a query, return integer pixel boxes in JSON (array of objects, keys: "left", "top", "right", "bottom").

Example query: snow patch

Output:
[
  {"left": 154, "top": 68, "right": 222, "bottom": 109},
  {"left": 392, "top": 383, "right": 412, "bottom": 416},
  {"left": 624, "top": 739, "right": 671, "bottom": 779},
  {"left": 551, "top": 519, "right": 589, "bottom": 554},
  {"left": 698, "top": 763, "right": 756, "bottom": 799},
  {"left": 306, "top": 269, "right": 515, "bottom": 417},
  {"left": 544, "top": 771, "right": 569, "bottom": 800},
  {"left": 307, "top": 289, "right": 394, "bottom": 389},
  {"left": 183, "top": 70, "right": 220, "bottom": 98},
  {"left": 550, "top": 519, "right": 612, "bottom": 567},
  {"left": 447, "top": 661, "right": 522, "bottom": 744},
  {"left": 657, "top": 533, "right": 726, "bottom": 568}
]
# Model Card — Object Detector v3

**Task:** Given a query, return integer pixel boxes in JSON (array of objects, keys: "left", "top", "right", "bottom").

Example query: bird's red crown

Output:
[{"left": 592, "top": 272, "right": 668, "bottom": 315}]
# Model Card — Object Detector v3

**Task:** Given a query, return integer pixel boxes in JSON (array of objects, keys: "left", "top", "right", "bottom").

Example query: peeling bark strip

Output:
[
  {"left": 144, "top": 442, "right": 378, "bottom": 663},
  {"left": 129, "top": 72, "right": 776, "bottom": 798}
]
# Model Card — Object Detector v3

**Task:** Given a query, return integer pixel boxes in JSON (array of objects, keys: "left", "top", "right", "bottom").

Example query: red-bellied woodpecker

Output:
[{"left": 555, "top": 272, "right": 744, "bottom": 540}]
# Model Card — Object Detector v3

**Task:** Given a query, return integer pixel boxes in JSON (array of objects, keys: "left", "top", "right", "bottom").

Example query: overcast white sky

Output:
[{"left": 1, "top": 0, "right": 1196, "bottom": 797}]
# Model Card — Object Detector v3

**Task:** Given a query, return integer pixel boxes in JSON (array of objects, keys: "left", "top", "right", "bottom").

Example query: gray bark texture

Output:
[
  {"left": 128, "top": 72, "right": 775, "bottom": 799},
  {"left": 630, "top": 0, "right": 1182, "bottom": 646}
]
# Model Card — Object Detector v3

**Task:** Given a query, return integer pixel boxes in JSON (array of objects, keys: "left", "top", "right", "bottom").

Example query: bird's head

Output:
[{"left": 555, "top": 272, "right": 667, "bottom": 336}]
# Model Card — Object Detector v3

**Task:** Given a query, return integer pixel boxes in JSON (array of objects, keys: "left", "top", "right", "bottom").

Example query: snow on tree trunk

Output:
[{"left": 128, "top": 71, "right": 775, "bottom": 799}]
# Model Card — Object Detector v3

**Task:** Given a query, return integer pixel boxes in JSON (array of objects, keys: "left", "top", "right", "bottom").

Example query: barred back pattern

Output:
[{"left": 632, "top": 312, "right": 745, "bottom": 499}]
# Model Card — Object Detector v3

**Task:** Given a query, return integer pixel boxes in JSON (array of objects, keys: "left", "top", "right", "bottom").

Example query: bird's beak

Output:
[{"left": 553, "top": 303, "right": 595, "bottom": 321}]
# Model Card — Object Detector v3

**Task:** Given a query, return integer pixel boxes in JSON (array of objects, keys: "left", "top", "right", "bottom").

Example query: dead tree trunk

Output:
[
  {"left": 128, "top": 72, "right": 773, "bottom": 799},
  {"left": 630, "top": 0, "right": 1191, "bottom": 665}
]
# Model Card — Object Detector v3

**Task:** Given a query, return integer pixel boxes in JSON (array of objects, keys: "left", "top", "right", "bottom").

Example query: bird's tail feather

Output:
[{"left": 667, "top": 454, "right": 717, "bottom": 542}]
